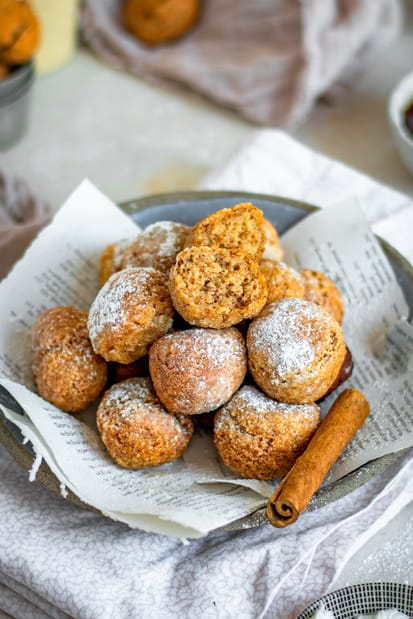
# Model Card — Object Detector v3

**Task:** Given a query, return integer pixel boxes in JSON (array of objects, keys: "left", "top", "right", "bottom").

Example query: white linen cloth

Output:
[{"left": 0, "top": 129, "right": 412, "bottom": 619}]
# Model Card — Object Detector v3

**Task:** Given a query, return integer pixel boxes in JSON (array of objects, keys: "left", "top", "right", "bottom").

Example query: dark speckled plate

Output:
[
  {"left": 0, "top": 191, "right": 412, "bottom": 532},
  {"left": 297, "top": 582, "right": 413, "bottom": 618}
]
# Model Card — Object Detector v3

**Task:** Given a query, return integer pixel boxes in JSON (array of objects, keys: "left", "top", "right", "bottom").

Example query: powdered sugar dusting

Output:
[
  {"left": 215, "top": 385, "right": 319, "bottom": 431},
  {"left": 104, "top": 377, "right": 155, "bottom": 411},
  {"left": 166, "top": 328, "right": 245, "bottom": 370},
  {"left": 123, "top": 221, "right": 190, "bottom": 272},
  {"left": 278, "top": 261, "right": 302, "bottom": 283},
  {"left": 112, "top": 238, "right": 133, "bottom": 269},
  {"left": 98, "top": 377, "right": 190, "bottom": 436},
  {"left": 100, "top": 378, "right": 159, "bottom": 426},
  {"left": 248, "top": 298, "right": 322, "bottom": 380},
  {"left": 235, "top": 385, "right": 318, "bottom": 416},
  {"left": 151, "top": 328, "right": 246, "bottom": 414},
  {"left": 144, "top": 221, "right": 189, "bottom": 258},
  {"left": 88, "top": 267, "right": 159, "bottom": 342},
  {"left": 62, "top": 337, "right": 101, "bottom": 380}
]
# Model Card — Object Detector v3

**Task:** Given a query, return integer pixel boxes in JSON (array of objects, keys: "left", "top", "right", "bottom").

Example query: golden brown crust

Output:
[
  {"left": 31, "top": 305, "right": 84, "bottom": 369},
  {"left": 214, "top": 386, "right": 320, "bottom": 479},
  {"left": 122, "top": 221, "right": 190, "bottom": 275},
  {"left": 169, "top": 246, "right": 268, "bottom": 329},
  {"left": 31, "top": 306, "right": 107, "bottom": 413},
  {"left": 185, "top": 202, "right": 265, "bottom": 261},
  {"left": 260, "top": 259, "right": 304, "bottom": 305},
  {"left": 262, "top": 219, "right": 284, "bottom": 262},
  {"left": 0, "top": 0, "right": 40, "bottom": 65},
  {"left": 122, "top": 0, "right": 200, "bottom": 46},
  {"left": 301, "top": 269, "right": 344, "bottom": 323},
  {"left": 99, "top": 239, "right": 132, "bottom": 287},
  {"left": 322, "top": 347, "right": 353, "bottom": 398},
  {"left": 149, "top": 327, "right": 247, "bottom": 415},
  {"left": 96, "top": 377, "right": 193, "bottom": 468},
  {"left": 88, "top": 267, "right": 174, "bottom": 364},
  {"left": 247, "top": 298, "right": 346, "bottom": 404}
]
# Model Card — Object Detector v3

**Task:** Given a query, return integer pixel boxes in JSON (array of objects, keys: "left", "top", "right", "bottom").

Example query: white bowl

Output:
[{"left": 388, "top": 70, "right": 413, "bottom": 175}]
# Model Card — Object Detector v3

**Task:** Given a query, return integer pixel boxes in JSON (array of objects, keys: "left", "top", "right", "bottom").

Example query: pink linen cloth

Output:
[
  {"left": 81, "top": 0, "right": 401, "bottom": 126},
  {"left": 0, "top": 171, "right": 50, "bottom": 279}
]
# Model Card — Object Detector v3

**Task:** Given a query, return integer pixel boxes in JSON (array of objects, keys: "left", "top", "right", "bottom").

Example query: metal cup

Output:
[{"left": 0, "top": 61, "right": 35, "bottom": 150}]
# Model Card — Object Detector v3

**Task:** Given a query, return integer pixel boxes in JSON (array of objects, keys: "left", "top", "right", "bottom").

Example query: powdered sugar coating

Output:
[
  {"left": 248, "top": 298, "right": 320, "bottom": 380},
  {"left": 99, "top": 238, "right": 134, "bottom": 286},
  {"left": 214, "top": 385, "right": 320, "bottom": 479},
  {"left": 247, "top": 297, "right": 346, "bottom": 403},
  {"left": 145, "top": 221, "right": 188, "bottom": 257},
  {"left": 215, "top": 385, "right": 320, "bottom": 435},
  {"left": 112, "top": 238, "right": 132, "bottom": 269},
  {"left": 89, "top": 268, "right": 152, "bottom": 341},
  {"left": 279, "top": 261, "right": 301, "bottom": 280},
  {"left": 216, "top": 385, "right": 320, "bottom": 428},
  {"left": 88, "top": 267, "right": 174, "bottom": 363},
  {"left": 149, "top": 327, "right": 247, "bottom": 415},
  {"left": 122, "top": 221, "right": 190, "bottom": 274},
  {"left": 101, "top": 377, "right": 158, "bottom": 416}
]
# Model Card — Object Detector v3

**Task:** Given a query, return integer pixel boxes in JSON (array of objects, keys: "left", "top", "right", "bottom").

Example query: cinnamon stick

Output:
[{"left": 266, "top": 389, "right": 370, "bottom": 528}]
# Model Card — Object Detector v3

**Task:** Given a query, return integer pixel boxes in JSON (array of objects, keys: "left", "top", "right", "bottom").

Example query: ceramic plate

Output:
[
  {"left": 297, "top": 582, "right": 413, "bottom": 618},
  {"left": 1, "top": 191, "right": 412, "bottom": 531}
]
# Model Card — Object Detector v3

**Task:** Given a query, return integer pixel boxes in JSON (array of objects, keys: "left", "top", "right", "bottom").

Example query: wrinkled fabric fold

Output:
[
  {"left": 80, "top": 0, "right": 401, "bottom": 126},
  {"left": 0, "top": 576, "right": 62, "bottom": 619},
  {"left": 0, "top": 443, "right": 412, "bottom": 619},
  {"left": 0, "top": 171, "right": 50, "bottom": 278}
]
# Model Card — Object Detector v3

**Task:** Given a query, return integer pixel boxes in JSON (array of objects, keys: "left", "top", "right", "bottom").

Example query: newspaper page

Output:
[
  {"left": 0, "top": 180, "right": 412, "bottom": 537},
  {"left": 282, "top": 200, "right": 413, "bottom": 480}
]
